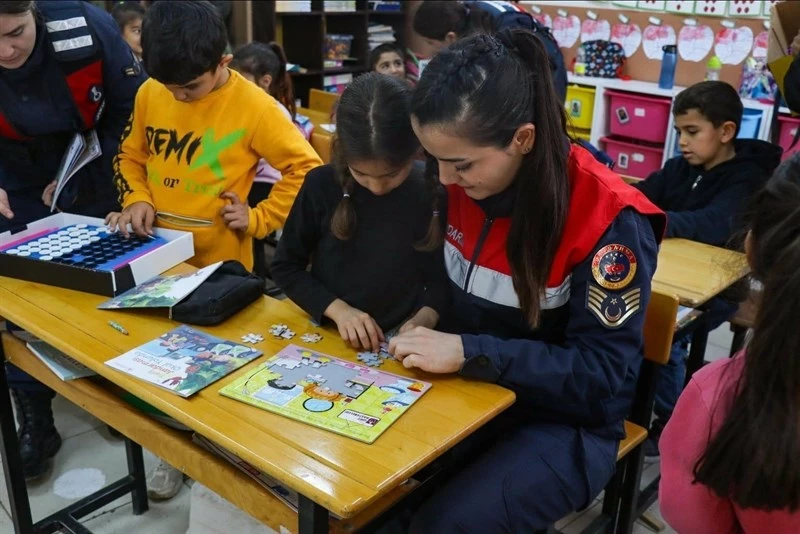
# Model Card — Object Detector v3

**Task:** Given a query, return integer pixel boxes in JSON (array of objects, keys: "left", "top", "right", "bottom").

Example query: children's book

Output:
[
  {"left": 26, "top": 341, "right": 96, "bottom": 381},
  {"left": 219, "top": 344, "right": 431, "bottom": 443},
  {"left": 51, "top": 130, "right": 102, "bottom": 212},
  {"left": 98, "top": 261, "right": 222, "bottom": 313},
  {"left": 105, "top": 325, "right": 261, "bottom": 397}
]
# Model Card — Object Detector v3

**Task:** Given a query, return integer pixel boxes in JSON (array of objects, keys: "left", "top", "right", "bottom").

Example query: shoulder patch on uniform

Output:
[
  {"left": 586, "top": 284, "right": 642, "bottom": 329},
  {"left": 591, "top": 244, "right": 637, "bottom": 290}
]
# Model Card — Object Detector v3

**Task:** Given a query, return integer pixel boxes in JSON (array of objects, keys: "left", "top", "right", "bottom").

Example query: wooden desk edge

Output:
[{"left": 2, "top": 332, "right": 420, "bottom": 531}]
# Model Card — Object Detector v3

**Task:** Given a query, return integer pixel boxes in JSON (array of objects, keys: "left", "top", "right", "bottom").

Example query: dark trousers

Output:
[
  {"left": 1, "top": 187, "right": 54, "bottom": 393},
  {"left": 409, "top": 412, "right": 618, "bottom": 533}
]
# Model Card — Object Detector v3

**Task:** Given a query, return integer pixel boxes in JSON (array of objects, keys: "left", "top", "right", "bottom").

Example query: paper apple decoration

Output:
[{"left": 677, "top": 24, "right": 714, "bottom": 62}]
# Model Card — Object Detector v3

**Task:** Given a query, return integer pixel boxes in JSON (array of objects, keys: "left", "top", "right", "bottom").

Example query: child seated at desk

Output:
[
  {"left": 369, "top": 42, "right": 406, "bottom": 82},
  {"left": 659, "top": 154, "right": 800, "bottom": 533},
  {"left": 271, "top": 73, "right": 448, "bottom": 352},
  {"left": 633, "top": 80, "right": 781, "bottom": 457},
  {"left": 105, "top": 0, "right": 321, "bottom": 500}
]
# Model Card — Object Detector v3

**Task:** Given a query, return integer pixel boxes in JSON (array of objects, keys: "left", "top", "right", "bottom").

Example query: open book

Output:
[{"left": 51, "top": 130, "right": 102, "bottom": 212}]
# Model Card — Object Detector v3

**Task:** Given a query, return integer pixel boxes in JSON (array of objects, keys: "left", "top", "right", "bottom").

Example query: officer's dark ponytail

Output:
[{"left": 0, "top": 1, "right": 34, "bottom": 15}]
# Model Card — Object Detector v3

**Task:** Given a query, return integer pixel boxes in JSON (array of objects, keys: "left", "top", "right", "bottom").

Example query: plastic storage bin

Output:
[
  {"left": 607, "top": 90, "right": 671, "bottom": 144},
  {"left": 571, "top": 128, "right": 591, "bottom": 142},
  {"left": 566, "top": 85, "right": 596, "bottom": 131},
  {"left": 777, "top": 114, "right": 800, "bottom": 160},
  {"left": 737, "top": 108, "right": 762, "bottom": 139},
  {"left": 601, "top": 136, "right": 664, "bottom": 179}
]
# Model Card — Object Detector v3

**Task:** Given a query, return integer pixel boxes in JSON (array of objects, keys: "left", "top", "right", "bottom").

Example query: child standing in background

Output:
[
  {"left": 659, "top": 154, "right": 800, "bottom": 533},
  {"left": 230, "top": 42, "right": 310, "bottom": 207},
  {"left": 111, "top": 1, "right": 145, "bottom": 61},
  {"left": 368, "top": 42, "right": 406, "bottom": 81},
  {"left": 271, "top": 73, "right": 448, "bottom": 352}
]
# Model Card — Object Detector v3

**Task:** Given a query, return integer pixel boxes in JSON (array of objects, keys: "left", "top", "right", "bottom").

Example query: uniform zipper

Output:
[{"left": 463, "top": 217, "right": 494, "bottom": 291}]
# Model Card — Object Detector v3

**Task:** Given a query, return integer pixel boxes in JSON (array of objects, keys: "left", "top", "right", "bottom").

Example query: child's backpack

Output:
[
  {"left": 471, "top": 1, "right": 567, "bottom": 102},
  {"left": 580, "top": 40, "right": 626, "bottom": 78}
]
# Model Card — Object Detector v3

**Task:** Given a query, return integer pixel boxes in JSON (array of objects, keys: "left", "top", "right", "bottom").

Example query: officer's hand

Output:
[
  {"left": 0, "top": 187, "right": 14, "bottom": 220},
  {"left": 105, "top": 202, "right": 155, "bottom": 238}
]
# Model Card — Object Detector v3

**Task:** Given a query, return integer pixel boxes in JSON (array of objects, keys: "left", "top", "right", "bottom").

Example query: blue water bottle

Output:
[{"left": 658, "top": 44, "right": 678, "bottom": 90}]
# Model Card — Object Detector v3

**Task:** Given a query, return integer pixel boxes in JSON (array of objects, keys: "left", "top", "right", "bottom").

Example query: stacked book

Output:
[
  {"left": 276, "top": 1, "right": 311, "bottom": 12},
  {"left": 368, "top": 23, "right": 396, "bottom": 50},
  {"left": 324, "top": 0, "right": 356, "bottom": 11},
  {"left": 369, "top": 1, "right": 401, "bottom": 11}
]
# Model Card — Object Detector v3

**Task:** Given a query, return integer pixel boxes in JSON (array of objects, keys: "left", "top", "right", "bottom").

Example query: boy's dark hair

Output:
[
  {"left": 673, "top": 81, "right": 743, "bottom": 135},
  {"left": 231, "top": 42, "right": 296, "bottom": 119},
  {"left": 368, "top": 42, "right": 404, "bottom": 71},
  {"left": 694, "top": 153, "right": 800, "bottom": 511},
  {"left": 0, "top": 1, "right": 33, "bottom": 14},
  {"left": 412, "top": 30, "right": 568, "bottom": 327},
  {"left": 413, "top": 1, "right": 494, "bottom": 41},
  {"left": 331, "top": 73, "right": 441, "bottom": 250},
  {"left": 141, "top": 0, "right": 227, "bottom": 85},
  {"left": 111, "top": 1, "right": 145, "bottom": 30}
]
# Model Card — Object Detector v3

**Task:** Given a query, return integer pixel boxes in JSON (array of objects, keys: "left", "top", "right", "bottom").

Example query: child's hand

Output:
[
  {"left": 399, "top": 307, "right": 439, "bottom": 334},
  {"left": 105, "top": 202, "right": 155, "bottom": 237},
  {"left": 220, "top": 192, "right": 250, "bottom": 231},
  {"left": 324, "top": 299, "right": 384, "bottom": 352},
  {"left": 41, "top": 181, "right": 57, "bottom": 208}
]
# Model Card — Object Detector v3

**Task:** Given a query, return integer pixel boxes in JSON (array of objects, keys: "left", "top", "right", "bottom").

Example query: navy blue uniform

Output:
[
  {"left": 0, "top": 0, "right": 145, "bottom": 232},
  {"left": 1, "top": 1, "right": 145, "bottom": 392},
  {"left": 410, "top": 145, "right": 665, "bottom": 532}
]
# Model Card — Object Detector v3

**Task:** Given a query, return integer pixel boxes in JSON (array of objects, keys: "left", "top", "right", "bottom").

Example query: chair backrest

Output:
[
  {"left": 310, "top": 132, "right": 332, "bottom": 164},
  {"left": 629, "top": 290, "right": 680, "bottom": 426},
  {"left": 309, "top": 89, "right": 338, "bottom": 115},
  {"left": 643, "top": 290, "right": 680, "bottom": 365}
]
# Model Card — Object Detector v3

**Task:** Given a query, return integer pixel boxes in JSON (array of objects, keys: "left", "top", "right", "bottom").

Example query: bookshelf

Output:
[{"left": 250, "top": 1, "right": 407, "bottom": 106}]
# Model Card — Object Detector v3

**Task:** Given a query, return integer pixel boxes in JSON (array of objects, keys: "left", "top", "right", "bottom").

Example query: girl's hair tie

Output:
[
  {"left": 432, "top": 210, "right": 440, "bottom": 216},
  {"left": 343, "top": 193, "right": 351, "bottom": 199}
]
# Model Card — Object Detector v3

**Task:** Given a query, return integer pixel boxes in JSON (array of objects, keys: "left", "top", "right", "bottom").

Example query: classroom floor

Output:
[{"left": 0, "top": 275, "right": 737, "bottom": 533}]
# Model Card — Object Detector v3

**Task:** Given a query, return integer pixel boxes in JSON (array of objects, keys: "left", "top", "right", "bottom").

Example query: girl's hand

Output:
[
  {"left": 398, "top": 306, "right": 439, "bottom": 334},
  {"left": 42, "top": 181, "right": 57, "bottom": 208},
  {"left": 220, "top": 192, "right": 250, "bottom": 231},
  {"left": 388, "top": 327, "right": 465, "bottom": 374},
  {"left": 324, "top": 299, "right": 384, "bottom": 352}
]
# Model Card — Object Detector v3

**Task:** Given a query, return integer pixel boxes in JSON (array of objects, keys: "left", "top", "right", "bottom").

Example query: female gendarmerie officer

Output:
[{"left": 0, "top": 0, "right": 145, "bottom": 479}]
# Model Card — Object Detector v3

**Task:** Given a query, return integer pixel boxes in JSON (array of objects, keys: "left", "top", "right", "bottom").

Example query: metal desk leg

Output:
[
  {"left": 298, "top": 495, "right": 328, "bottom": 534},
  {"left": 0, "top": 338, "right": 34, "bottom": 534},
  {"left": 125, "top": 439, "right": 149, "bottom": 515},
  {"left": 684, "top": 316, "right": 710, "bottom": 387}
]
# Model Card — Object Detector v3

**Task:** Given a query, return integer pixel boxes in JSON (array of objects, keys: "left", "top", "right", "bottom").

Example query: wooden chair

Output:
[
  {"left": 576, "top": 290, "right": 680, "bottom": 534},
  {"left": 310, "top": 132, "right": 332, "bottom": 164},
  {"left": 309, "top": 88, "right": 338, "bottom": 116}
]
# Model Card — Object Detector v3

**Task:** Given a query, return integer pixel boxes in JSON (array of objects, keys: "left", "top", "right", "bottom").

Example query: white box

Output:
[{"left": 0, "top": 213, "right": 193, "bottom": 296}]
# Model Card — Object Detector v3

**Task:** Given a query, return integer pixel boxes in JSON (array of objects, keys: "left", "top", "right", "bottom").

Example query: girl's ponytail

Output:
[{"left": 267, "top": 42, "right": 296, "bottom": 119}]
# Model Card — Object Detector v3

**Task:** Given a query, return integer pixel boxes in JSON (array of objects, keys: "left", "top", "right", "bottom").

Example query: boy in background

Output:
[
  {"left": 111, "top": 2, "right": 144, "bottom": 62},
  {"left": 106, "top": 0, "right": 321, "bottom": 498},
  {"left": 634, "top": 80, "right": 781, "bottom": 456}
]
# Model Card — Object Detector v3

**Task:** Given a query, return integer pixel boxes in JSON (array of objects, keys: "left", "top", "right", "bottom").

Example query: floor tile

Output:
[
  {"left": 562, "top": 500, "right": 603, "bottom": 533},
  {"left": 53, "top": 394, "right": 104, "bottom": 440},
  {"left": 82, "top": 484, "right": 190, "bottom": 534}
]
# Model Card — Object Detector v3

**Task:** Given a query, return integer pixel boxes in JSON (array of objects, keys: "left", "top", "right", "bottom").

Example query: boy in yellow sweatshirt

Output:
[{"left": 106, "top": 1, "right": 321, "bottom": 271}]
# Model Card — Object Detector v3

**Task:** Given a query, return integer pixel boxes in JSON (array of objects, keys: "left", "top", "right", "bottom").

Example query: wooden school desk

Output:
[{"left": 0, "top": 271, "right": 515, "bottom": 534}]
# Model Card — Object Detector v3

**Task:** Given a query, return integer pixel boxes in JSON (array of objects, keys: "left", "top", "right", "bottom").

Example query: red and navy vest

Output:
[
  {"left": 444, "top": 144, "right": 666, "bottom": 313},
  {"left": 0, "top": 1, "right": 105, "bottom": 141}
]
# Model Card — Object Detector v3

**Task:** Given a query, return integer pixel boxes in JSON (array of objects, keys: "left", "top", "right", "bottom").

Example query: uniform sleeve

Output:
[
  {"left": 113, "top": 86, "right": 153, "bottom": 209},
  {"left": 659, "top": 379, "right": 739, "bottom": 534},
  {"left": 247, "top": 100, "right": 323, "bottom": 239},
  {"left": 270, "top": 167, "right": 339, "bottom": 325},
  {"left": 458, "top": 209, "right": 658, "bottom": 412},
  {"left": 90, "top": 5, "right": 147, "bottom": 213}
]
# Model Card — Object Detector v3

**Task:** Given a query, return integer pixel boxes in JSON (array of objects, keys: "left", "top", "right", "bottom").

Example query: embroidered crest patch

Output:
[
  {"left": 586, "top": 284, "right": 642, "bottom": 329},
  {"left": 591, "top": 244, "right": 637, "bottom": 290}
]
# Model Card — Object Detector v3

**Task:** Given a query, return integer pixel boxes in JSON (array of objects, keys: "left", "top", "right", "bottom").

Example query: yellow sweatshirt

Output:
[{"left": 114, "top": 69, "right": 322, "bottom": 269}]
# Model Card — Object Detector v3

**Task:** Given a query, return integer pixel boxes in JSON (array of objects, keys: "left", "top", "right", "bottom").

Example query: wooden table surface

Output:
[
  {"left": 0, "top": 270, "right": 515, "bottom": 519},
  {"left": 653, "top": 238, "right": 750, "bottom": 308}
]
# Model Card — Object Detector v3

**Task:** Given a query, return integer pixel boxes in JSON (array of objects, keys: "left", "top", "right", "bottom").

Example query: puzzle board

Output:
[
  {"left": 0, "top": 213, "right": 194, "bottom": 296},
  {"left": 219, "top": 344, "right": 431, "bottom": 444}
]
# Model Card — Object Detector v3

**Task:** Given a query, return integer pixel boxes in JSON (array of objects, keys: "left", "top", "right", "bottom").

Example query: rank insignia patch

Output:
[
  {"left": 591, "top": 244, "right": 637, "bottom": 290},
  {"left": 586, "top": 284, "right": 642, "bottom": 329}
]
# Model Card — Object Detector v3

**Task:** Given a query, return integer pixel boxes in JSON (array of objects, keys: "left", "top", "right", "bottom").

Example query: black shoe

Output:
[
  {"left": 644, "top": 417, "right": 667, "bottom": 459},
  {"left": 12, "top": 389, "right": 62, "bottom": 480}
]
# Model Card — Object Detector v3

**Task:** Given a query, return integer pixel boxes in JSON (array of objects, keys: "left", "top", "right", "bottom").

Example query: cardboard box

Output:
[
  {"left": 0, "top": 213, "right": 193, "bottom": 297},
  {"left": 768, "top": 0, "right": 800, "bottom": 97}
]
